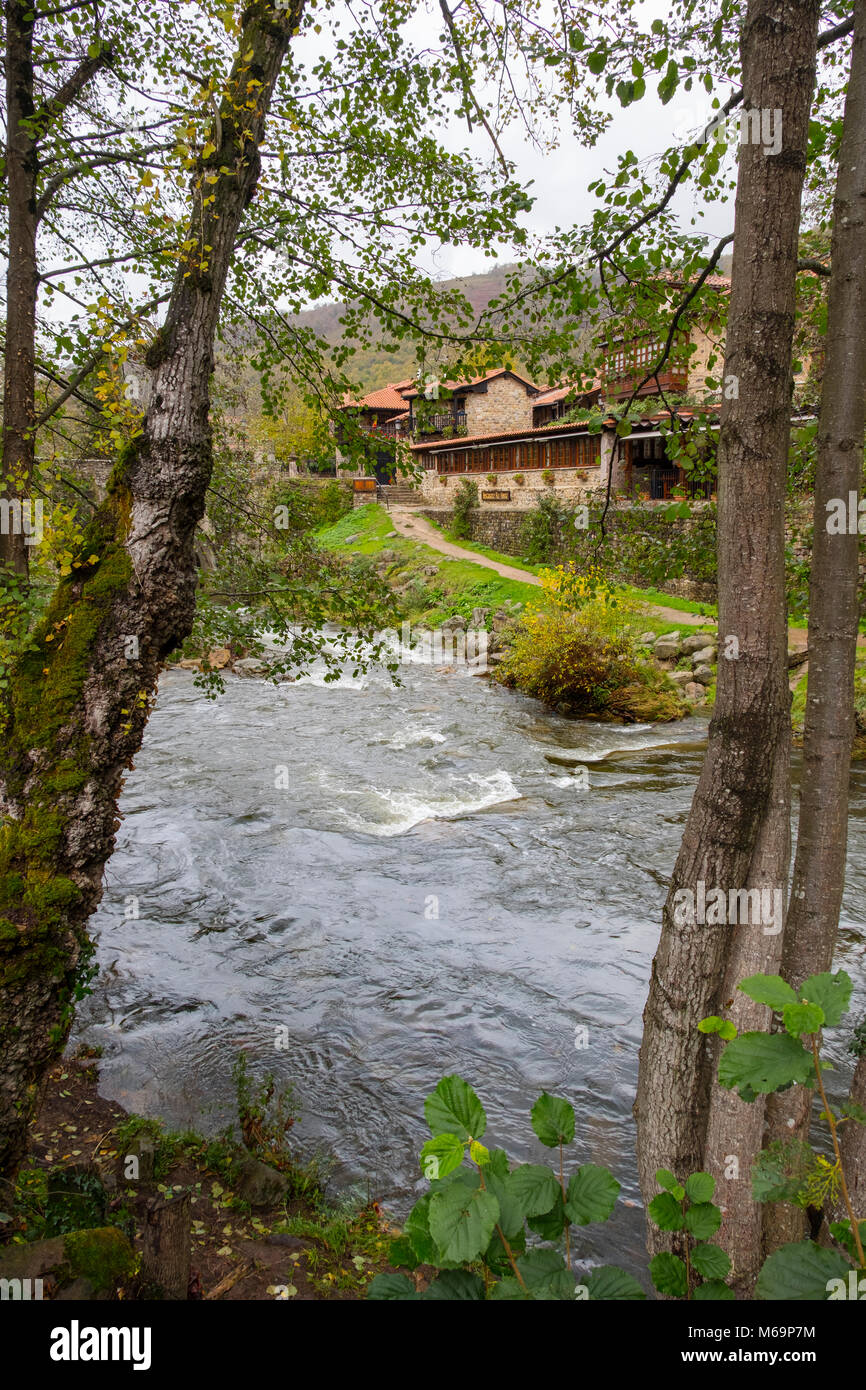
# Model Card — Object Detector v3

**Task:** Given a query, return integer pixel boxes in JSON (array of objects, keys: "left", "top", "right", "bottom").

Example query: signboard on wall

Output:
[
  {"left": 353, "top": 478, "right": 376, "bottom": 492},
  {"left": 481, "top": 489, "right": 511, "bottom": 501}
]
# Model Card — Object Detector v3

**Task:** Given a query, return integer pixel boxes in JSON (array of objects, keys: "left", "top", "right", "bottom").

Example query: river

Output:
[{"left": 76, "top": 651, "right": 866, "bottom": 1280}]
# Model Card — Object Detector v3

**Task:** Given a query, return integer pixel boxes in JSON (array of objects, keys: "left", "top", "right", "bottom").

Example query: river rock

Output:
[
  {"left": 492, "top": 610, "right": 511, "bottom": 632},
  {"left": 669, "top": 670, "right": 693, "bottom": 687},
  {"left": 233, "top": 658, "right": 268, "bottom": 677},
  {"left": 638, "top": 631, "right": 657, "bottom": 646},
  {"left": 653, "top": 633, "right": 681, "bottom": 660},
  {"left": 423, "top": 565, "right": 439, "bottom": 576},
  {"left": 386, "top": 531, "right": 397, "bottom": 538},
  {"left": 681, "top": 633, "right": 714, "bottom": 655},
  {"left": 0, "top": 1235, "right": 65, "bottom": 1283},
  {"left": 232, "top": 1154, "right": 291, "bottom": 1208},
  {"left": 207, "top": 647, "right": 232, "bottom": 669},
  {"left": 178, "top": 658, "right": 202, "bottom": 671},
  {"left": 685, "top": 681, "right": 706, "bottom": 701},
  {"left": 693, "top": 664, "right": 714, "bottom": 685},
  {"left": 441, "top": 615, "right": 466, "bottom": 631},
  {"left": 470, "top": 607, "right": 490, "bottom": 627},
  {"left": 690, "top": 646, "right": 717, "bottom": 666}
]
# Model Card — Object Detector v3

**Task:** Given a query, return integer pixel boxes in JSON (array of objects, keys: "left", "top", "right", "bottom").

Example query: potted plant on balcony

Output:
[
  {"left": 513, "top": 472, "right": 525, "bottom": 486},
  {"left": 541, "top": 468, "right": 555, "bottom": 486}
]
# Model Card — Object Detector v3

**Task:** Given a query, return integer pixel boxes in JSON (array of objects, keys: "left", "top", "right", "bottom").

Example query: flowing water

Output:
[{"left": 76, "top": 651, "right": 866, "bottom": 1279}]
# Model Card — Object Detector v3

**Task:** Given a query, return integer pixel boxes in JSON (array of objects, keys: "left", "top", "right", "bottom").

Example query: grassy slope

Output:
[{"left": 318, "top": 505, "right": 546, "bottom": 624}]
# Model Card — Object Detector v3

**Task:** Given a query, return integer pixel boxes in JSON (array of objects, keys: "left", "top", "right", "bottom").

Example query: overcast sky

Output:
[{"left": 391, "top": 0, "right": 740, "bottom": 283}]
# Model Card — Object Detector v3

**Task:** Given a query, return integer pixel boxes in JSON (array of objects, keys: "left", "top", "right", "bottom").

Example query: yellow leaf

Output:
[{"left": 202, "top": 142, "right": 216, "bottom": 159}]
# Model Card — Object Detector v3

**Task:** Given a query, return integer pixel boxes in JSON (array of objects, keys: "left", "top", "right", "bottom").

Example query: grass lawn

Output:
[{"left": 317, "top": 505, "right": 715, "bottom": 637}]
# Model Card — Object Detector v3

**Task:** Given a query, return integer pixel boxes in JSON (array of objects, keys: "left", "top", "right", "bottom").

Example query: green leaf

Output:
[
  {"left": 756, "top": 1241, "right": 853, "bottom": 1300},
  {"left": 484, "top": 1224, "right": 526, "bottom": 1272},
  {"left": 527, "top": 1190, "right": 568, "bottom": 1241},
  {"left": 421, "top": 1269, "right": 485, "bottom": 1300},
  {"left": 489, "top": 1276, "right": 529, "bottom": 1300},
  {"left": 650, "top": 1251, "right": 687, "bottom": 1297},
  {"left": 428, "top": 1183, "right": 499, "bottom": 1265},
  {"left": 531, "top": 1092, "right": 575, "bottom": 1147},
  {"left": 424, "top": 1075, "right": 486, "bottom": 1142},
  {"left": 655, "top": 1168, "right": 679, "bottom": 1192},
  {"left": 587, "top": 49, "right": 607, "bottom": 75},
  {"left": 751, "top": 1140, "right": 814, "bottom": 1205},
  {"left": 841, "top": 1101, "right": 866, "bottom": 1126},
  {"left": 484, "top": 1168, "right": 526, "bottom": 1240},
  {"left": 584, "top": 1265, "right": 646, "bottom": 1300},
  {"left": 782, "top": 1002, "right": 824, "bottom": 1039},
  {"left": 799, "top": 971, "right": 852, "bottom": 1027},
  {"left": 404, "top": 1195, "right": 438, "bottom": 1264},
  {"left": 684, "top": 1203, "right": 722, "bottom": 1240},
  {"left": 420, "top": 1133, "right": 465, "bottom": 1181},
  {"left": 738, "top": 974, "right": 798, "bottom": 1010},
  {"left": 648, "top": 1191, "right": 685, "bottom": 1232},
  {"left": 698, "top": 1016, "right": 737, "bottom": 1040},
  {"left": 367, "top": 1272, "right": 420, "bottom": 1300},
  {"left": 690, "top": 1243, "right": 731, "bottom": 1280},
  {"left": 508, "top": 1164, "right": 559, "bottom": 1218},
  {"left": 693, "top": 1279, "right": 735, "bottom": 1301},
  {"left": 828, "top": 1219, "right": 866, "bottom": 1261},
  {"left": 515, "top": 1248, "right": 573, "bottom": 1300},
  {"left": 685, "top": 1172, "right": 715, "bottom": 1204},
  {"left": 387, "top": 1236, "right": 418, "bottom": 1270},
  {"left": 718, "top": 1031, "right": 814, "bottom": 1099},
  {"left": 565, "top": 1164, "right": 620, "bottom": 1225}
]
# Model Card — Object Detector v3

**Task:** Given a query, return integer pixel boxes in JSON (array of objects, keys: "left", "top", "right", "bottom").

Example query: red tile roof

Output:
[{"left": 402, "top": 367, "right": 538, "bottom": 399}]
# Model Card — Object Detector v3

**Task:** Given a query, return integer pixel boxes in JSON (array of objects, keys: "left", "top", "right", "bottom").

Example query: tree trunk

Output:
[
  {"left": 0, "top": 0, "right": 303, "bottom": 1183},
  {"left": 2, "top": 0, "right": 38, "bottom": 576},
  {"left": 777, "top": 4, "right": 866, "bottom": 1240},
  {"left": 634, "top": 0, "right": 819, "bottom": 1293},
  {"left": 141, "top": 1192, "right": 191, "bottom": 1299}
]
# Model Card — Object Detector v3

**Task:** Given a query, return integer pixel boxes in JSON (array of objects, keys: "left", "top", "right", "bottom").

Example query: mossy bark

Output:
[{"left": 0, "top": 0, "right": 303, "bottom": 1182}]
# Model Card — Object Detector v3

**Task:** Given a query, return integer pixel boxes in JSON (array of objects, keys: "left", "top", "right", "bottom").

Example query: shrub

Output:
[
  {"left": 519, "top": 494, "right": 570, "bottom": 563},
  {"left": 366, "top": 1076, "right": 640, "bottom": 1301},
  {"left": 451, "top": 479, "right": 478, "bottom": 539}
]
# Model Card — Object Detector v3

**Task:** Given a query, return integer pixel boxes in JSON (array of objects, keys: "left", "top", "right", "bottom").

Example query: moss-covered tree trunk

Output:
[{"left": 0, "top": 0, "right": 303, "bottom": 1183}]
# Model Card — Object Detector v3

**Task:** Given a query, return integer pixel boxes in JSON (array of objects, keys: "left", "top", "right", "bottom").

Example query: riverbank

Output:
[
  {"left": 318, "top": 503, "right": 713, "bottom": 720},
  {"left": 0, "top": 1049, "right": 398, "bottom": 1300}
]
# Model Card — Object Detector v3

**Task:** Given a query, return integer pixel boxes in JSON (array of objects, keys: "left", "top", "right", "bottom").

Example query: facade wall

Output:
[
  {"left": 685, "top": 324, "right": 725, "bottom": 396},
  {"left": 464, "top": 376, "right": 535, "bottom": 436},
  {"left": 418, "top": 465, "right": 604, "bottom": 510}
]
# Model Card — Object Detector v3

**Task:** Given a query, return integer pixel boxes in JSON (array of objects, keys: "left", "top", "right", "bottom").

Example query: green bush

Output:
[
  {"left": 367, "top": 1076, "right": 642, "bottom": 1301},
  {"left": 498, "top": 606, "right": 683, "bottom": 721},
  {"left": 451, "top": 479, "right": 478, "bottom": 540}
]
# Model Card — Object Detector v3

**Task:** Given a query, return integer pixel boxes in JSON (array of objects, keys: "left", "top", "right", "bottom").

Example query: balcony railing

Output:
[
  {"left": 604, "top": 366, "right": 689, "bottom": 400},
  {"left": 413, "top": 410, "right": 468, "bottom": 437}
]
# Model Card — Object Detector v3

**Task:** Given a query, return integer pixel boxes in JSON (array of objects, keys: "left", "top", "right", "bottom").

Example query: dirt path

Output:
[
  {"left": 388, "top": 506, "right": 819, "bottom": 653},
  {"left": 389, "top": 506, "right": 711, "bottom": 629}
]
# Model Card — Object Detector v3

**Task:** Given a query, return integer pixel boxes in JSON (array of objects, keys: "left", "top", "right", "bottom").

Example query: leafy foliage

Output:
[{"left": 367, "top": 1075, "right": 635, "bottom": 1300}]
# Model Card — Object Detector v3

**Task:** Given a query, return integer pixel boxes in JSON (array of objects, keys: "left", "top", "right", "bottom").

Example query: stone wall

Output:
[
  {"left": 419, "top": 503, "right": 718, "bottom": 602},
  {"left": 418, "top": 465, "right": 605, "bottom": 509},
  {"left": 464, "top": 376, "right": 535, "bottom": 436}
]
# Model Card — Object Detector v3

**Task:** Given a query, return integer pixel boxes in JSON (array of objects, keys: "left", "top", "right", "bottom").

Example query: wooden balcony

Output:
[{"left": 604, "top": 365, "right": 688, "bottom": 400}]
